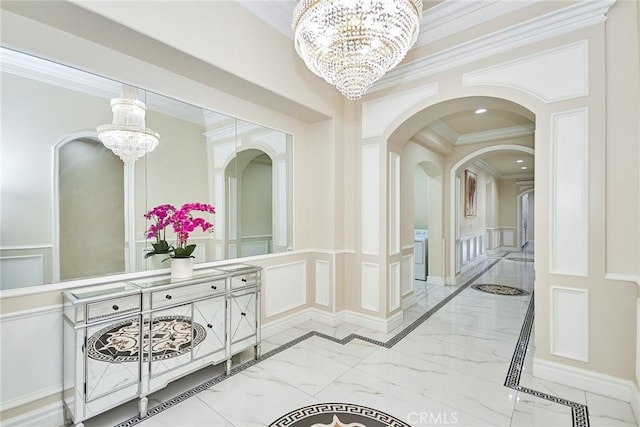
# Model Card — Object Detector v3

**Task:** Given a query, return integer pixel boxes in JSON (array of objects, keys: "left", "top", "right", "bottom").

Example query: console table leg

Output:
[
  {"left": 254, "top": 344, "right": 261, "bottom": 360},
  {"left": 225, "top": 358, "right": 232, "bottom": 375},
  {"left": 139, "top": 396, "right": 148, "bottom": 418}
]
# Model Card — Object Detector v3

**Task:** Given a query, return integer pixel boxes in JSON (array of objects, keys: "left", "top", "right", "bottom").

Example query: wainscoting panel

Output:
[
  {"left": 401, "top": 254, "right": 414, "bottom": 296},
  {"left": 0, "top": 255, "right": 44, "bottom": 290},
  {"left": 389, "top": 152, "right": 400, "bottom": 256},
  {"left": 361, "top": 262, "right": 380, "bottom": 311},
  {"left": 503, "top": 228, "right": 516, "bottom": 247},
  {"left": 550, "top": 108, "right": 589, "bottom": 277},
  {"left": 240, "top": 240, "right": 270, "bottom": 257},
  {"left": 550, "top": 286, "right": 589, "bottom": 362},
  {"left": 264, "top": 261, "right": 307, "bottom": 318},
  {"left": 389, "top": 262, "right": 400, "bottom": 311},
  {"left": 315, "top": 260, "right": 330, "bottom": 307},
  {"left": 0, "top": 306, "right": 63, "bottom": 410},
  {"left": 362, "top": 144, "right": 380, "bottom": 256}
]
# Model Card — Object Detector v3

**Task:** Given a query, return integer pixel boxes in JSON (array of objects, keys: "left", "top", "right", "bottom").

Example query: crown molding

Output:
[
  {"left": 236, "top": 1, "right": 295, "bottom": 39},
  {"left": 415, "top": 0, "right": 534, "bottom": 48},
  {"left": 1, "top": 47, "right": 207, "bottom": 125},
  {"left": 457, "top": 124, "right": 535, "bottom": 145},
  {"left": 474, "top": 159, "right": 502, "bottom": 178},
  {"left": 0, "top": 46, "right": 119, "bottom": 99},
  {"left": 371, "top": 0, "right": 616, "bottom": 93},
  {"left": 501, "top": 173, "right": 535, "bottom": 180},
  {"left": 428, "top": 119, "right": 459, "bottom": 143}
]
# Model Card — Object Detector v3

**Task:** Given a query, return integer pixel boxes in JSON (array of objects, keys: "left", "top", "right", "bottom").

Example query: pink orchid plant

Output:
[
  {"left": 144, "top": 202, "right": 215, "bottom": 259},
  {"left": 143, "top": 204, "right": 176, "bottom": 258}
]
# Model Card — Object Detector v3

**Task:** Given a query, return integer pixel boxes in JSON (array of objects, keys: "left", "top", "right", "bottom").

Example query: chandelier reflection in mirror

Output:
[
  {"left": 292, "top": 0, "right": 423, "bottom": 100},
  {"left": 97, "top": 85, "right": 159, "bottom": 163}
]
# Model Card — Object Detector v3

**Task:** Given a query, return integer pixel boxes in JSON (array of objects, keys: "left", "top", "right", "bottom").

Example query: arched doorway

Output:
[
  {"left": 57, "top": 136, "right": 125, "bottom": 280},
  {"left": 386, "top": 96, "right": 536, "bottom": 286},
  {"left": 225, "top": 148, "right": 274, "bottom": 258}
]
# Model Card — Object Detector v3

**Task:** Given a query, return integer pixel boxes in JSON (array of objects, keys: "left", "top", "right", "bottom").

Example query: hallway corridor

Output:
[{"left": 86, "top": 246, "right": 636, "bottom": 427}]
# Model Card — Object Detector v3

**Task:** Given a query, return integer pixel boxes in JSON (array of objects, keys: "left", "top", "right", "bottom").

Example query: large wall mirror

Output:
[{"left": 0, "top": 47, "right": 293, "bottom": 290}]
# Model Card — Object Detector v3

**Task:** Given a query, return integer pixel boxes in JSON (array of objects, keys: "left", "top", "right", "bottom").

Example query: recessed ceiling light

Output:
[
  {"left": 475, "top": 108, "right": 487, "bottom": 114},
  {"left": 516, "top": 159, "right": 524, "bottom": 163},
  {"left": 521, "top": 166, "right": 528, "bottom": 170}
]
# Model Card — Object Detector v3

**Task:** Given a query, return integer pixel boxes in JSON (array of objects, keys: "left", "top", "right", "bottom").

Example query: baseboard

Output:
[
  {"left": 337, "top": 309, "right": 403, "bottom": 333},
  {"left": 630, "top": 381, "right": 640, "bottom": 426},
  {"left": 533, "top": 358, "right": 635, "bottom": 403},
  {"left": 261, "top": 309, "right": 314, "bottom": 340},
  {"left": 402, "top": 293, "right": 418, "bottom": 310},
  {"left": 1, "top": 401, "right": 65, "bottom": 427},
  {"left": 460, "top": 253, "right": 487, "bottom": 275},
  {"left": 427, "top": 276, "right": 444, "bottom": 286},
  {"left": 262, "top": 306, "right": 405, "bottom": 338}
]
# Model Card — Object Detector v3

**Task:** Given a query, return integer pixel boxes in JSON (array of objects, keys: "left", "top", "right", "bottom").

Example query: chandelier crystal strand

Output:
[
  {"left": 97, "top": 85, "right": 159, "bottom": 163},
  {"left": 292, "top": 0, "right": 422, "bottom": 100}
]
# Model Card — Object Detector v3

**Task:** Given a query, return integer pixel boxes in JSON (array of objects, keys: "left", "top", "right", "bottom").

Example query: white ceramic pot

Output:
[
  {"left": 147, "top": 254, "right": 168, "bottom": 270},
  {"left": 170, "top": 257, "right": 193, "bottom": 280}
]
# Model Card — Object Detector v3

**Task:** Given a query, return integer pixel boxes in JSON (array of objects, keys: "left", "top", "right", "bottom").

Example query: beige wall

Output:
[
  {"left": 414, "top": 166, "right": 430, "bottom": 229},
  {"left": 241, "top": 160, "right": 273, "bottom": 238},
  {"left": 59, "top": 139, "right": 124, "bottom": 280},
  {"left": 0, "top": 73, "right": 113, "bottom": 247},
  {"left": 498, "top": 179, "right": 518, "bottom": 228},
  {"left": 1, "top": 0, "right": 639, "bottom": 421}
]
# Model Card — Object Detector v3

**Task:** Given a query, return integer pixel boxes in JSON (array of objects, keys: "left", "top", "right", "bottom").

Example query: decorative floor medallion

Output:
[
  {"left": 87, "top": 316, "right": 206, "bottom": 363},
  {"left": 269, "top": 403, "right": 409, "bottom": 427},
  {"left": 471, "top": 284, "right": 529, "bottom": 296}
]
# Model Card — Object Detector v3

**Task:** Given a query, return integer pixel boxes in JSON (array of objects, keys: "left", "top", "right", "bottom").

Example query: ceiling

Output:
[{"left": 238, "top": 1, "right": 538, "bottom": 180}]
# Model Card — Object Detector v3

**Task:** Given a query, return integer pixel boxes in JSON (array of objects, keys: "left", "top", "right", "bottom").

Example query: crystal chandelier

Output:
[
  {"left": 292, "top": 0, "right": 423, "bottom": 100},
  {"left": 97, "top": 85, "right": 159, "bottom": 163}
]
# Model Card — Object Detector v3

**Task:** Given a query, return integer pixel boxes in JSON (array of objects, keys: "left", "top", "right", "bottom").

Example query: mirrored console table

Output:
[{"left": 62, "top": 264, "right": 261, "bottom": 427}]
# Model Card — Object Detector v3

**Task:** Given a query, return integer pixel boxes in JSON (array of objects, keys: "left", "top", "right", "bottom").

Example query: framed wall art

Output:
[{"left": 465, "top": 169, "right": 477, "bottom": 217}]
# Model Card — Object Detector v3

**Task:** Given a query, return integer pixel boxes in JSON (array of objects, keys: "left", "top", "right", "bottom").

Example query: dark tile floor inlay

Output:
[
  {"left": 471, "top": 283, "right": 529, "bottom": 296},
  {"left": 114, "top": 253, "right": 589, "bottom": 427}
]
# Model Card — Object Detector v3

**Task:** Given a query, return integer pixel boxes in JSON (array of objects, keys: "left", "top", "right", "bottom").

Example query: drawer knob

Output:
[
  {"left": 211, "top": 285, "right": 217, "bottom": 290},
  {"left": 241, "top": 312, "right": 246, "bottom": 316},
  {"left": 112, "top": 305, "right": 119, "bottom": 311},
  {"left": 165, "top": 295, "right": 172, "bottom": 300},
  {"left": 241, "top": 278, "right": 247, "bottom": 282},
  {"left": 170, "top": 336, "right": 176, "bottom": 341},
  {"left": 207, "top": 323, "right": 213, "bottom": 328}
]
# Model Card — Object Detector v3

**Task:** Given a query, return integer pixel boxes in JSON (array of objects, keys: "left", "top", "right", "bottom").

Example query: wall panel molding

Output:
[
  {"left": 264, "top": 260, "right": 307, "bottom": 317},
  {"left": 401, "top": 254, "right": 414, "bottom": 296},
  {"left": 464, "top": 40, "right": 588, "bottom": 103},
  {"left": 549, "top": 108, "right": 589, "bottom": 277},
  {"left": 550, "top": 286, "right": 589, "bottom": 362},
  {"left": 361, "top": 262, "right": 380, "bottom": 311},
  {"left": 361, "top": 144, "right": 380, "bottom": 255},
  {"left": 389, "top": 262, "right": 400, "bottom": 311},
  {"left": 389, "top": 152, "right": 400, "bottom": 255},
  {"left": 315, "top": 260, "right": 330, "bottom": 307}
]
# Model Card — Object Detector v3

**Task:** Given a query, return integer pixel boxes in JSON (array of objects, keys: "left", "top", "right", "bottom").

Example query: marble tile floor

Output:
[{"left": 84, "top": 249, "right": 637, "bottom": 427}]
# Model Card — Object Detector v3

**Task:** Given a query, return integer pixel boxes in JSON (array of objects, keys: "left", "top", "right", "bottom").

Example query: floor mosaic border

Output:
[
  {"left": 114, "top": 253, "right": 590, "bottom": 427},
  {"left": 503, "top": 294, "right": 590, "bottom": 427}
]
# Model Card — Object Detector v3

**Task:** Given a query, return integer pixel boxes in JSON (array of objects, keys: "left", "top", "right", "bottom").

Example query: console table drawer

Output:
[
  {"left": 151, "top": 279, "right": 225, "bottom": 308},
  {"left": 230, "top": 271, "right": 259, "bottom": 288},
  {"left": 87, "top": 295, "right": 140, "bottom": 322}
]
